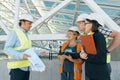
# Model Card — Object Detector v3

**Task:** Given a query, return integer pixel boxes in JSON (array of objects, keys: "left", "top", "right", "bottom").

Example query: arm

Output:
[
  {"left": 69, "top": 58, "right": 83, "bottom": 64},
  {"left": 35, "top": 50, "right": 48, "bottom": 56},
  {"left": 107, "top": 31, "right": 120, "bottom": 52},
  {"left": 63, "top": 55, "right": 83, "bottom": 64},
  {"left": 98, "top": 27, "right": 120, "bottom": 52},
  {"left": 86, "top": 33, "right": 107, "bottom": 63},
  {"left": 4, "top": 31, "right": 23, "bottom": 59},
  {"left": 58, "top": 46, "right": 65, "bottom": 63},
  {"left": 80, "top": 33, "right": 107, "bottom": 63}
]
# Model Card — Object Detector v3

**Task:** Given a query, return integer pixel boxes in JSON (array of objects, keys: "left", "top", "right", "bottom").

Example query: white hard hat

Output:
[
  {"left": 20, "top": 14, "right": 34, "bottom": 22},
  {"left": 68, "top": 26, "right": 79, "bottom": 32},
  {"left": 88, "top": 13, "right": 104, "bottom": 27},
  {"left": 77, "top": 13, "right": 89, "bottom": 22}
]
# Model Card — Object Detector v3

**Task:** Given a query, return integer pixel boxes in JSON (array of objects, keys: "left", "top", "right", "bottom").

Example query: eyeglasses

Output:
[{"left": 84, "top": 22, "right": 91, "bottom": 26}]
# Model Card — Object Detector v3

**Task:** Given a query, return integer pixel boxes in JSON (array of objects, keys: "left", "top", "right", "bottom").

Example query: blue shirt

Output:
[
  {"left": 4, "top": 27, "right": 28, "bottom": 59},
  {"left": 63, "top": 46, "right": 79, "bottom": 72},
  {"left": 4, "top": 27, "right": 40, "bottom": 71}
]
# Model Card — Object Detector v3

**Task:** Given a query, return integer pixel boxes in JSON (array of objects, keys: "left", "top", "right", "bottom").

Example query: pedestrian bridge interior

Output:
[
  {"left": 0, "top": 0, "right": 120, "bottom": 80},
  {"left": 0, "top": 0, "right": 120, "bottom": 55}
]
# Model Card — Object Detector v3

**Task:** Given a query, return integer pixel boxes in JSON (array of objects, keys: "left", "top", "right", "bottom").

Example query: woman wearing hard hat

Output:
[
  {"left": 58, "top": 26, "right": 84, "bottom": 80},
  {"left": 77, "top": 13, "right": 120, "bottom": 53},
  {"left": 79, "top": 14, "right": 111, "bottom": 80},
  {"left": 77, "top": 13, "right": 120, "bottom": 79}
]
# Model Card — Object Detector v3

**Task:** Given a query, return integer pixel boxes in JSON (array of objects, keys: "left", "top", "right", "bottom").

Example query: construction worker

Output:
[
  {"left": 4, "top": 14, "right": 46, "bottom": 80},
  {"left": 77, "top": 13, "right": 120, "bottom": 79},
  {"left": 77, "top": 13, "right": 120, "bottom": 53},
  {"left": 79, "top": 14, "right": 110, "bottom": 80},
  {"left": 58, "top": 26, "right": 83, "bottom": 80}
]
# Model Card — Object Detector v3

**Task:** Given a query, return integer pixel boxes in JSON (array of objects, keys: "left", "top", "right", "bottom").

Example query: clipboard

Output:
[{"left": 79, "top": 35, "right": 97, "bottom": 55}]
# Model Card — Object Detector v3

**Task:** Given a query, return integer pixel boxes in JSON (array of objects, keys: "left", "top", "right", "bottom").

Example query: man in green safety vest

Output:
[{"left": 4, "top": 14, "right": 42, "bottom": 80}]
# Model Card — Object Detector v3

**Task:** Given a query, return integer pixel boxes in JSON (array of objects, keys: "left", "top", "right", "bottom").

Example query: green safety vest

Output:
[
  {"left": 7, "top": 28, "right": 32, "bottom": 69},
  {"left": 106, "top": 38, "right": 111, "bottom": 63}
]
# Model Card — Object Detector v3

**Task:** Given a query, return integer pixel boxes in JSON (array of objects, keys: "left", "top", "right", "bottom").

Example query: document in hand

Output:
[
  {"left": 25, "top": 48, "right": 45, "bottom": 72},
  {"left": 80, "top": 35, "right": 97, "bottom": 55}
]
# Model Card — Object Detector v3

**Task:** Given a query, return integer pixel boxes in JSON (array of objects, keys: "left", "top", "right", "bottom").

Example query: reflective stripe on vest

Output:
[
  {"left": 106, "top": 38, "right": 111, "bottom": 63},
  {"left": 107, "top": 54, "right": 111, "bottom": 63},
  {"left": 14, "top": 28, "right": 32, "bottom": 50},
  {"left": 74, "top": 68, "right": 82, "bottom": 73},
  {"left": 7, "top": 28, "right": 32, "bottom": 69},
  {"left": 59, "top": 42, "right": 82, "bottom": 80}
]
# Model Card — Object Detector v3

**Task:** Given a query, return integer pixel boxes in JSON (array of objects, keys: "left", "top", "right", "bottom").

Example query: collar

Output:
[{"left": 19, "top": 26, "right": 29, "bottom": 33}]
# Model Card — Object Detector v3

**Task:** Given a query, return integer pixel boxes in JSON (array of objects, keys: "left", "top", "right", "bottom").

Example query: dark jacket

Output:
[{"left": 85, "top": 31, "right": 110, "bottom": 79}]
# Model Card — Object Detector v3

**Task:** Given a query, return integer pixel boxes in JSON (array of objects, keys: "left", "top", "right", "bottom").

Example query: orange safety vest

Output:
[{"left": 59, "top": 42, "right": 82, "bottom": 80}]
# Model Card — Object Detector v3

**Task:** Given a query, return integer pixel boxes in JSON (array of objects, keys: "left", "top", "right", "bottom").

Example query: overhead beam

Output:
[
  {"left": 0, "top": 34, "right": 67, "bottom": 41},
  {"left": 14, "top": 0, "right": 20, "bottom": 28},
  {"left": 0, "top": 19, "right": 9, "bottom": 34},
  {"left": 83, "top": 0, "right": 120, "bottom": 32},
  {"left": 30, "top": 0, "right": 44, "bottom": 16},
  {"left": 42, "top": 6, "right": 120, "bottom": 18},
  {"left": 31, "top": 0, "right": 72, "bottom": 30},
  {"left": 0, "top": 2, "right": 14, "bottom": 13},
  {"left": 9, "top": 2, "right": 27, "bottom": 13},
  {"left": 23, "top": 0, "right": 31, "bottom": 13},
  {"left": 43, "top": 0, "right": 120, "bottom": 10},
  {"left": 30, "top": 0, "right": 53, "bottom": 33},
  {"left": 72, "top": 0, "right": 80, "bottom": 26},
  {"left": 0, "top": 14, "right": 13, "bottom": 23}
]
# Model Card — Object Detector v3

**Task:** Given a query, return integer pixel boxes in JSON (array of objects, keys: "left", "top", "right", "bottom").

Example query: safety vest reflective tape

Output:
[
  {"left": 7, "top": 28, "right": 32, "bottom": 69},
  {"left": 59, "top": 42, "right": 82, "bottom": 80},
  {"left": 106, "top": 38, "right": 111, "bottom": 63},
  {"left": 13, "top": 28, "right": 32, "bottom": 50},
  {"left": 74, "top": 68, "right": 82, "bottom": 73},
  {"left": 107, "top": 54, "right": 111, "bottom": 63},
  {"left": 7, "top": 60, "right": 30, "bottom": 69}
]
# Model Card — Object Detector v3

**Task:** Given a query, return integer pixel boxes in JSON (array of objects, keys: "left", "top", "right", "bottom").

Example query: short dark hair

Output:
[
  {"left": 68, "top": 30, "right": 80, "bottom": 36},
  {"left": 86, "top": 19, "right": 102, "bottom": 32},
  {"left": 68, "top": 30, "right": 80, "bottom": 40},
  {"left": 19, "top": 19, "right": 32, "bottom": 26},
  {"left": 19, "top": 20, "right": 27, "bottom": 26}
]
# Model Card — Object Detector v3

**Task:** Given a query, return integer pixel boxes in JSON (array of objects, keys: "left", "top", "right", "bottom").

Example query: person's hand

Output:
[
  {"left": 59, "top": 55, "right": 65, "bottom": 63},
  {"left": 40, "top": 52, "right": 48, "bottom": 56},
  {"left": 62, "top": 55, "right": 68, "bottom": 59},
  {"left": 80, "top": 52, "right": 88, "bottom": 59},
  {"left": 23, "top": 54, "right": 31, "bottom": 60},
  {"left": 67, "top": 55, "right": 73, "bottom": 62},
  {"left": 60, "top": 55, "right": 66, "bottom": 60}
]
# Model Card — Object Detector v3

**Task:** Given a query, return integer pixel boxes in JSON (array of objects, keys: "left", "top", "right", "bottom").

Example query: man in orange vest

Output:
[{"left": 58, "top": 26, "right": 84, "bottom": 80}]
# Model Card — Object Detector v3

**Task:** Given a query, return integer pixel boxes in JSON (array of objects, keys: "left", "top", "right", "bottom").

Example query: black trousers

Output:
[
  {"left": 85, "top": 63, "right": 111, "bottom": 80},
  {"left": 85, "top": 76, "right": 111, "bottom": 80},
  {"left": 107, "top": 63, "right": 112, "bottom": 75},
  {"left": 10, "top": 68, "right": 30, "bottom": 80},
  {"left": 61, "top": 72, "right": 74, "bottom": 80}
]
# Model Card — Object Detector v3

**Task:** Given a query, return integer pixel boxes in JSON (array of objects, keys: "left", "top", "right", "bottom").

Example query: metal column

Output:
[
  {"left": 14, "top": 0, "right": 20, "bottom": 28},
  {"left": 0, "top": 19, "right": 9, "bottom": 34}
]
